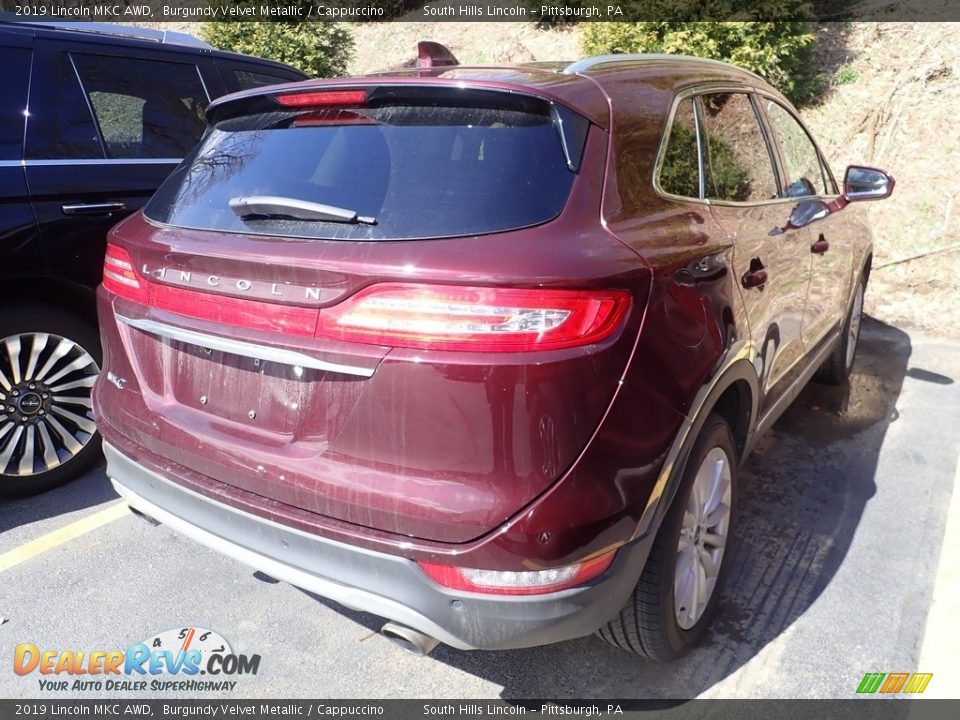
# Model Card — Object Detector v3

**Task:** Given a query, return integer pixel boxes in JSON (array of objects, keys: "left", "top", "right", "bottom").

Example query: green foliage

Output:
[
  {"left": 660, "top": 122, "right": 752, "bottom": 201},
  {"left": 582, "top": 9, "right": 821, "bottom": 105},
  {"left": 704, "top": 133, "right": 752, "bottom": 201},
  {"left": 201, "top": 19, "right": 353, "bottom": 78},
  {"left": 834, "top": 66, "right": 860, "bottom": 85},
  {"left": 659, "top": 122, "right": 700, "bottom": 197}
]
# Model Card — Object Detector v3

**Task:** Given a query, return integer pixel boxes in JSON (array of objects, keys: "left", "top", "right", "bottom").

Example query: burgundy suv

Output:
[{"left": 92, "top": 47, "right": 893, "bottom": 659}]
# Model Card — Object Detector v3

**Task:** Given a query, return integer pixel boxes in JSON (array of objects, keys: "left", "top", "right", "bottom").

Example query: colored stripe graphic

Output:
[
  {"left": 857, "top": 672, "right": 933, "bottom": 694},
  {"left": 903, "top": 673, "right": 934, "bottom": 694},
  {"left": 857, "top": 673, "right": 885, "bottom": 693},
  {"left": 880, "top": 673, "right": 910, "bottom": 693}
]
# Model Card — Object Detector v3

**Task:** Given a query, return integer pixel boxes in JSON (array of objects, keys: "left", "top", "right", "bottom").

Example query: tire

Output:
[
  {"left": 0, "top": 304, "right": 102, "bottom": 498},
  {"left": 815, "top": 277, "right": 865, "bottom": 385},
  {"left": 597, "top": 413, "right": 738, "bottom": 660}
]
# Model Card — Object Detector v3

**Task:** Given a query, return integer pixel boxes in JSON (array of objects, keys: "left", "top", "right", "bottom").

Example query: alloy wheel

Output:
[
  {"left": 0, "top": 332, "right": 100, "bottom": 477},
  {"left": 675, "top": 446, "right": 732, "bottom": 630}
]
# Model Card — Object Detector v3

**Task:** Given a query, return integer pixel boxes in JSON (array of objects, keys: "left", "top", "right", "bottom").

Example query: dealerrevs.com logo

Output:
[{"left": 14, "top": 627, "right": 260, "bottom": 693}]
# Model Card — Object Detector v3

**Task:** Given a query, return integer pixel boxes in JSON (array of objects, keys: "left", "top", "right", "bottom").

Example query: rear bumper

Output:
[{"left": 104, "top": 442, "right": 655, "bottom": 651}]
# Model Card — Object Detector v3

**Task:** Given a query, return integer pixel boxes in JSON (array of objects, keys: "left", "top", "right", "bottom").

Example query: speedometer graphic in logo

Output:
[{"left": 140, "top": 626, "right": 232, "bottom": 670}]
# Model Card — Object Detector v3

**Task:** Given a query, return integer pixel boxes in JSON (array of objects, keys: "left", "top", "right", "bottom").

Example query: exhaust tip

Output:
[{"left": 381, "top": 622, "right": 439, "bottom": 656}]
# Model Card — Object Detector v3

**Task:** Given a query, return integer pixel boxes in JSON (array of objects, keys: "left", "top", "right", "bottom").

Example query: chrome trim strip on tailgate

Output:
[{"left": 115, "top": 315, "right": 376, "bottom": 378}]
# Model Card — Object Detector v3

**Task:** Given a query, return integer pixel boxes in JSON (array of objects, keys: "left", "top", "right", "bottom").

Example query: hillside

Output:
[
  {"left": 802, "top": 23, "right": 959, "bottom": 338},
  {"left": 134, "top": 20, "right": 960, "bottom": 337}
]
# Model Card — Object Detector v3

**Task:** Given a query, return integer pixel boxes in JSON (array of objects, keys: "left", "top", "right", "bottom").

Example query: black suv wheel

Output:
[{"left": 0, "top": 305, "right": 102, "bottom": 497}]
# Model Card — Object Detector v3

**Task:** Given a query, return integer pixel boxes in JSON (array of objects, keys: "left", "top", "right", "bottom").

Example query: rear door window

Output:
[
  {"left": 0, "top": 45, "right": 31, "bottom": 160},
  {"left": 71, "top": 54, "right": 209, "bottom": 159},
  {"left": 25, "top": 48, "right": 102, "bottom": 160},
  {"left": 145, "top": 98, "right": 577, "bottom": 240},
  {"left": 698, "top": 93, "right": 779, "bottom": 203}
]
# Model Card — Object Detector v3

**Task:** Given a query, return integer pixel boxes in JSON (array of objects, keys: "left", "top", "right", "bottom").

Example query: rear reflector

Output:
[
  {"left": 418, "top": 550, "right": 617, "bottom": 596},
  {"left": 276, "top": 90, "right": 367, "bottom": 108},
  {"left": 102, "top": 253, "right": 629, "bottom": 352},
  {"left": 316, "top": 284, "right": 630, "bottom": 352}
]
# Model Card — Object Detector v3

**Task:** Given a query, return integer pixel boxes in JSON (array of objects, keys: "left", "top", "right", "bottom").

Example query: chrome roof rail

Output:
[
  {"left": 1, "top": 20, "right": 212, "bottom": 49},
  {"left": 563, "top": 54, "right": 767, "bottom": 84}
]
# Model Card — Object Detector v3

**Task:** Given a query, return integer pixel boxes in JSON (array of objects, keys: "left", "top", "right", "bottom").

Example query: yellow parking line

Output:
[
  {"left": 0, "top": 502, "right": 129, "bottom": 574},
  {"left": 915, "top": 449, "right": 960, "bottom": 700}
]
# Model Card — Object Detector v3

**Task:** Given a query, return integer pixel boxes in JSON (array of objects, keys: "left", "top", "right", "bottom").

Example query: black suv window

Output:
[
  {"left": 0, "top": 46, "right": 31, "bottom": 160},
  {"left": 233, "top": 69, "right": 295, "bottom": 90},
  {"left": 145, "top": 100, "right": 576, "bottom": 241},
  {"left": 699, "top": 93, "right": 779, "bottom": 203},
  {"left": 25, "top": 50, "right": 102, "bottom": 160},
  {"left": 72, "top": 54, "right": 209, "bottom": 159},
  {"left": 659, "top": 97, "right": 701, "bottom": 199},
  {"left": 762, "top": 99, "right": 831, "bottom": 198}
]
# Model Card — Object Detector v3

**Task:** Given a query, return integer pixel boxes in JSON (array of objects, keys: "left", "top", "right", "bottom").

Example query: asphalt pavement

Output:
[{"left": 1, "top": 317, "right": 958, "bottom": 700}]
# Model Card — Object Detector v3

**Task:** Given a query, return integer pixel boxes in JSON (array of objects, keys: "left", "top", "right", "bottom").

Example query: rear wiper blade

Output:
[{"left": 228, "top": 196, "right": 376, "bottom": 225}]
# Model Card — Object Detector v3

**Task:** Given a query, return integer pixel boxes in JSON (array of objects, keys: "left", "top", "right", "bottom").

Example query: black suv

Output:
[{"left": 0, "top": 21, "right": 306, "bottom": 496}]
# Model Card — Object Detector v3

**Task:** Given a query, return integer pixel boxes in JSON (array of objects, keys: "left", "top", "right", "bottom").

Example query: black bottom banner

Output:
[{"left": 0, "top": 700, "right": 958, "bottom": 720}]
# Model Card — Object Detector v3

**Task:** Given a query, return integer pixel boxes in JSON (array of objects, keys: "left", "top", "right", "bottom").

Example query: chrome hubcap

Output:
[
  {"left": 0, "top": 333, "right": 99, "bottom": 477},
  {"left": 675, "top": 447, "right": 731, "bottom": 630},
  {"left": 846, "top": 283, "right": 864, "bottom": 370}
]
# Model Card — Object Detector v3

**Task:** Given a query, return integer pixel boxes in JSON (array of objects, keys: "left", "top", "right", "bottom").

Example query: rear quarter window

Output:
[
  {"left": 659, "top": 97, "right": 701, "bottom": 199},
  {"left": 145, "top": 101, "right": 577, "bottom": 241}
]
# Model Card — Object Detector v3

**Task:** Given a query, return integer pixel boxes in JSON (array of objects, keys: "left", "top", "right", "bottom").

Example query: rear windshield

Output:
[{"left": 144, "top": 102, "right": 576, "bottom": 241}]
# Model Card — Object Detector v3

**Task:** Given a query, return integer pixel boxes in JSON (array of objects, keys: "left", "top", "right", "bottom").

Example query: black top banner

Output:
[{"left": 1, "top": 0, "right": 960, "bottom": 22}]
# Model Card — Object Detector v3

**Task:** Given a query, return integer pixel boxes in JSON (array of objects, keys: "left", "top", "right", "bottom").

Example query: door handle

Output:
[
  {"left": 811, "top": 235, "right": 830, "bottom": 254},
  {"left": 741, "top": 268, "right": 768, "bottom": 289},
  {"left": 61, "top": 201, "right": 126, "bottom": 216}
]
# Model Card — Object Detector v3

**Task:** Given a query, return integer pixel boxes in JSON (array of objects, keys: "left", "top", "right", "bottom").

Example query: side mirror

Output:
[{"left": 844, "top": 166, "right": 895, "bottom": 202}]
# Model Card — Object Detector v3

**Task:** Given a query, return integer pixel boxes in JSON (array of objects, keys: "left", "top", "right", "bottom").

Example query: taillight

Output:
[
  {"left": 101, "top": 257, "right": 629, "bottom": 353},
  {"left": 417, "top": 550, "right": 617, "bottom": 596},
  {"left": 316, "top": 284, "right": 630, "bottom": 352},
  {"left": 102, "top": 244, "right": 147, "bottom": 303},
  {"left": 101, "top": 244, "right": 316, "bottom": 335},
  {"left": 275, "top": 89, "right": 367, "bottom": 108}
]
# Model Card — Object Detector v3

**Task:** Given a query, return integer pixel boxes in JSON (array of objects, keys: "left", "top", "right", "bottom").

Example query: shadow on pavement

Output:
[
  {"left": 0, "top": 456, "right": 115, "bottom": 536},
  {"left": 303, "top": 316, "right": 919, "bottom": 699}
]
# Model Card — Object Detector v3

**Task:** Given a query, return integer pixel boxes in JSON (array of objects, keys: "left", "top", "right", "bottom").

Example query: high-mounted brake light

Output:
[
  {"left": 276, "top": 90, "right": 367, "bottom": 108},
  {"left": 315, "top": 284, "right": 630, "bottom": 352},
  {"left": 418, "top": 550, "right": 617, "bottom": 596}
]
